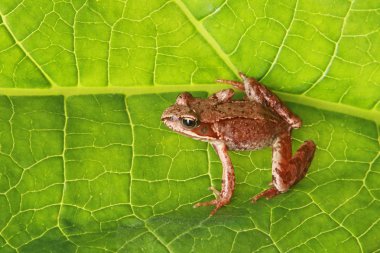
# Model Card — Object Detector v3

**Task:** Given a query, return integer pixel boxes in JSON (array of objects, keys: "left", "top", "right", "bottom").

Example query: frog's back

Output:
[
  {"left": 193, "top": 100, "right": 282, "bottom": 123},
  {"left": 188, "top": 99, "right": 289, "bottom": 150},
  {"left": 212, "top": 117, "right": 287, "bottom": 150},
  {"left": 215, "top": 101, "right": 281, "bottom": 122},
  {"left": 211, "top": 101, "right": 289, "bottom": 150}
]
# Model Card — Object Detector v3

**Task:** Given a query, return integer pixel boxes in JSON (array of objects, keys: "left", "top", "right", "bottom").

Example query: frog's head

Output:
[
  {"left": 161, "top": 92, "right": 217, "bottom": 141},
  {"left": 161, "top": 92, "right": 199, "bottom": 133}
]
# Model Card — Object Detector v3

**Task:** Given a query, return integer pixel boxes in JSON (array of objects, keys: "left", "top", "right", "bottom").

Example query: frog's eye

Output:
[{"left": 181, "top": 117, "right": 198, "bottom": 129}]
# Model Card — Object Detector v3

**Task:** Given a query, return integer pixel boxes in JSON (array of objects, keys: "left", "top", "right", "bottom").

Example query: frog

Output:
[{"left": 161, "top": 72, "right": 316, "bottom": 216}]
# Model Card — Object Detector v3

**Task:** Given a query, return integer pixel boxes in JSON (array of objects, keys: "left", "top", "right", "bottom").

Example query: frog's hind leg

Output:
[
  {"left": 238, "top": 73, "right": 302, "bottom": 128},
  {"left": 252, "top": 132, "right": 316, "bottom": 202},
  {"left": 218, "top": 73, "right": 302, "bottom": 128}
]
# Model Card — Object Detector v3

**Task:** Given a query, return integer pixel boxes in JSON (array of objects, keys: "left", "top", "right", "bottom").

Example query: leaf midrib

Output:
[{"left": 0, "top": 86, "right": 378, "bottom": 125}]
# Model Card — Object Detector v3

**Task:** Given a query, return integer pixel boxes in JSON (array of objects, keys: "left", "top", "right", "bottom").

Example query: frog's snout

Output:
[
  {"left": 161, "top": 112, "right": 179, "bottom": 132},
  {"left": 160, "top": 112, "right": 166, "bottom": 121},
  {"left": 161, "top": 115, "right": 175, "bottom": 123},
  {"left": 161, "top": 104, "right": 191, "bottom": 129},
  {"left": 161, "top": 108, "right": 173, "bottom": 122},
  {"left": 161, "top": 109, "right": 179, "bottom": 130}
]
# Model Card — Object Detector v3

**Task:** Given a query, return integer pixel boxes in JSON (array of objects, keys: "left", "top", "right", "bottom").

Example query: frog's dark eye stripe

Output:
[{"left": 181, "top": 117, "right": 198, "bottom": 129}]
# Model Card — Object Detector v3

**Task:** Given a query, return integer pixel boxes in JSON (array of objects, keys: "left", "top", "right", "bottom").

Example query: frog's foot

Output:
[
  {"left": 216, "top": 78, "right": 244, "bottom": 90},
  {"left": 251, "top": 187, "right": 280, "bottom": 203},
  {"left": 193, "top": 197, "right": 231, "bottom": 216},
  {"left": 194, "top": 187, "right": 232, "bottom": 215}
]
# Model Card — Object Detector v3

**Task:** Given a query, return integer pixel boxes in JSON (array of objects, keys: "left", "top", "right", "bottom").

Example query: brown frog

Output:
[{"left": 161, "top": 73, "right": 316, "bottom": 216}]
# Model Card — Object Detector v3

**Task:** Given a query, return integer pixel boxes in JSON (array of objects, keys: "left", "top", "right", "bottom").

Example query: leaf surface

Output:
[{"left": 0, "top": 0, "right": 379, "bottom": 252}]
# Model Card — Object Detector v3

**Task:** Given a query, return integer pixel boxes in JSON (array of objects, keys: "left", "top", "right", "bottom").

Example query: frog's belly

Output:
[{"left": 213, "top": 118, "right": 288, "bottom": 151}]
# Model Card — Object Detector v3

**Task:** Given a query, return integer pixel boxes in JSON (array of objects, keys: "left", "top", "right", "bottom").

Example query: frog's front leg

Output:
[
  {"left": 252, "top": 132, "right": 316, "bottom": 202},
  {"left": 193, "top": 142, "right": 235, "bottom": 216},
  {"left": 217, "top": 73, "right": 302, "bottom": 128}
]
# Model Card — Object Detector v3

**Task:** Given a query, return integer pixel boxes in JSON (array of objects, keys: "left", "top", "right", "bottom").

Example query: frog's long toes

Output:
[
  {"left": 193, "top": 199, "right": 218, "bottom": 208},
  {"left": 208, "top": 186, "right": 220, "bottom": 198},
  {"left": 210, "top": 206, "right": 222, "bottom": 216},
  {"left": 251, "top": 187, "right": 280, "bottom": 203},
  {"left": 216, "top": 79, "right": 244, "bottom": 90},
  {"left": 238, "top": 72, "right": 248, "bottom": 80},
  {"left": 194, "top": 197, "right": 231, "bottom": 216}
]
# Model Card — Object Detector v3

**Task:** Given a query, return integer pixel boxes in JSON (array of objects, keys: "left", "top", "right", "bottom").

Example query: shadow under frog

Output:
[{"left": 161, "top": 73, "right": 316, "bottom": 216}]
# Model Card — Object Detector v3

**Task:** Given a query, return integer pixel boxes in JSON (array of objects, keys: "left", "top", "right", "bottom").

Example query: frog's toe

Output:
[
  {"left": 193, "top": 199, "right": 218, "bottom": 208},
  {"left": 193, "top": 186, "right": 220, "bottom": 207},
  {"left": 251, "top": 187, "right": 280, "bottom": 203},
  {"left": 193, "top": 187, "right": 220, "bottom": 208},
  {"left": 208, "top": 186, "right": 220, "bottom": 198},
  {"left": 216, "top": 79, "right": 244, "bottom": 90},
  {"left": 193, "top": 197, "right": 231, "bottom": 216}
]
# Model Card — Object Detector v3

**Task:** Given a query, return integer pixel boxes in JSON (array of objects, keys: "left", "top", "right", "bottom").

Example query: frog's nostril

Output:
[{"left": 160, "top": 114, "right": 175, "bottom": 123}]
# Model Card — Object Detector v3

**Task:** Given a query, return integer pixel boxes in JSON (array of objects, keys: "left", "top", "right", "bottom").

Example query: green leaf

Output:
[{"left": 0, "top": 0, "right": 379, "bottom": 252}]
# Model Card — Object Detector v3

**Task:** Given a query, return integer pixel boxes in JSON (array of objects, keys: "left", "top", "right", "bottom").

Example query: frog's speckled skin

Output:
[{"left": 161, "top": 73, "right": 316, "bottom": 216}]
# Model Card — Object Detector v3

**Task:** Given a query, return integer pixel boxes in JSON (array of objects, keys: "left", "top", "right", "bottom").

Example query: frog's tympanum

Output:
[{"left": 161, "top": 73, "right": 316, "bottom": 216}]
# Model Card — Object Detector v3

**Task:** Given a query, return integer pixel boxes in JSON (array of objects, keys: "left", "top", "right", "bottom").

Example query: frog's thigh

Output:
[{"left": 271, "top": 132, "right": 294, "bottom": 192}]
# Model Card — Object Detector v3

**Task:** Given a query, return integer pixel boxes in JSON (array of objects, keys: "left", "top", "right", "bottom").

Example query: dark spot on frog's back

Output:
[{"left": 216, "top": 118, "right": 280, "bottom": 150}]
